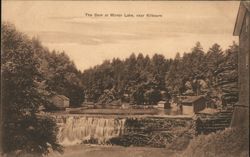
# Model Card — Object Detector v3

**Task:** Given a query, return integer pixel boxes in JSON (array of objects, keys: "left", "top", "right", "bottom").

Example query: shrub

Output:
[{"left": 176, "top": 127, "right": 249, "bottom": 157}]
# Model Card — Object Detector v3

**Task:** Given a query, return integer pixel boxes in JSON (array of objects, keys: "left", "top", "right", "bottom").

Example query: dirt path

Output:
[{"left": 49, "top": 145, "right": 176, "bottom": 157}]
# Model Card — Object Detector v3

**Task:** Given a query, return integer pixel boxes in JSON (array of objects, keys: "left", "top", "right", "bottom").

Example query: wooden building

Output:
[
  {"left": 179, "top": 96, "right": 206, "bottom": 115},
  {"left": 231, "top": 1, "right": 250, "bottom": 128}
]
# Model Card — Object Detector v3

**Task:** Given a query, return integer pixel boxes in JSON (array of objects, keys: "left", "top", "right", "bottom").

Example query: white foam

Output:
[{"left": 57, "top": 116, "right": 126, "bottom": 146}]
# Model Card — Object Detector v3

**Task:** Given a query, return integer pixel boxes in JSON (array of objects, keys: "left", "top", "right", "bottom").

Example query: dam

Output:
[
  {"left": 53, "top": 115, "right": 126, "bottom": 146},
  {"left": 49, "top": 113, "right": 193, "bottom": 147}
]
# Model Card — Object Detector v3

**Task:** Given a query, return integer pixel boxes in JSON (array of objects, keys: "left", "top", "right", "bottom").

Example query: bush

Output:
[
  {"left": 176, "top": 127, "right": 249, "bottom": 157},
  {"left": 1, "top": 22, "right": 63, "bottom": 156}
]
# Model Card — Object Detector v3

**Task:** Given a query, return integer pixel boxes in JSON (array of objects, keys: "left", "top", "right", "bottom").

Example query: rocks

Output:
[
  {"left": 196, "top": 109, "right": 233, "bottom": 135},
  {"left": 109, "top": 132, "right": 174, "bottom": 148},
  {"left": 109, "top": 117, "right": 194, "bottom": 148}
]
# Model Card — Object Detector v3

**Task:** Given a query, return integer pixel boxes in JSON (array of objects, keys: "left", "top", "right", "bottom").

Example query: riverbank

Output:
[{"left": 48, "top": 145, "right": 177, "bottom": 157}]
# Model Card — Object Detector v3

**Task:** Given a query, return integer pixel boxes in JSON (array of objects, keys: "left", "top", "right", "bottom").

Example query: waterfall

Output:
[{"left": 54, "top": 115, "right": 126, "bottom": 146}]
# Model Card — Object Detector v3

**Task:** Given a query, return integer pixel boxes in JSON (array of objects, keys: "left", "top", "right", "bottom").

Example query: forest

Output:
[
  {"left": 2, "top": 22, "right": 239, "bottom": 109},
  {"left": 82, "top": 42, "right": 239, "bottom": 107}
]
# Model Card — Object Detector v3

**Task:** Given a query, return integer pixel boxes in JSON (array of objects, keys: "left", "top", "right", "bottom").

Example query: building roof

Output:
[
  {"left": 180, "top": 96, "right": 204, "bottom": 104},
  {"left": 233, "top": 1, "right": 250, "bottom": 36},
  {"left": 198, "top": 108, "right": 219, "bottom": 115}
]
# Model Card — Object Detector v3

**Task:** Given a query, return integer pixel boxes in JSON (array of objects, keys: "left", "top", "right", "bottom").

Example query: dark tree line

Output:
[
  {"left": 82, "top": 42, "right": 239, "bottom": 106},
  {"left": 82, "top": 53, "right": 172, "bottom": 105},
  {"left": 32, "top": 39, "right": 84, "bottom": 107},
  {"left": 1, "top": 23, "right": 63, "bottom": 156},
  {"left": 166, "top": 42, "right": 238, "bottom": 104},
  {"left": 1, "top": 23, "right": 84, "bottom": 156}
]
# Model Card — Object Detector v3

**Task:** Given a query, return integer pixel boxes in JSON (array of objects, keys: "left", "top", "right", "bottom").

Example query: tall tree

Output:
[
  {"left": 206, "top": 43, "right": 224, "bottom": 85},
  {"left": 32, "top": 40, "right": 85, "bottom": 107},
  {"left": 215, "top": 42, "right": 239, "bottom": 105},
  {"left": 1, "top": 22, "right": 62, "bottom": 156}
]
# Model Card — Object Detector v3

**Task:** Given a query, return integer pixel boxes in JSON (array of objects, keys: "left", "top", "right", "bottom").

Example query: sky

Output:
[{"left": 2, "top": 1, "right": 240, "bottom": 71}]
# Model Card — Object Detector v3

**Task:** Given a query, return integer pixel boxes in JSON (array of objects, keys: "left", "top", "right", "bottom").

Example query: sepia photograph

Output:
[{"left": 1, "top": 1, "right": 249, "bottom": 157}]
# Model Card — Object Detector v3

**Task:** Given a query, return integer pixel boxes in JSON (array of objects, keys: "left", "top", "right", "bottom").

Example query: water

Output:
[
  {"left": 157, "top": 103, "right": 183, "bottom": 116},
  {"left": 55, "top": 116, "right": 126, "bottom": 146}
]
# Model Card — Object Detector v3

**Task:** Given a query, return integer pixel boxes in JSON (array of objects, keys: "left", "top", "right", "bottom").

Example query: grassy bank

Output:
[
  {"left": 176, "top": 127, "right": 249, "bottom": 157},
  {"left": 48, "top": 145, "right": 176, "bottom": 157}
]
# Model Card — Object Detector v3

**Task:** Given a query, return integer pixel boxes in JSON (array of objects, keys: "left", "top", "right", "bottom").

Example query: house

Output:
[
  {"left": 231, "top": 1, "right": 250, "bottom": 127},
  {"left": 50, "top": 94, "right": 70, "bottom": 109},
  {"left": 155, "top": 101, "right": 171, "bottom": 109},
  {"left": 179, "top": 96, "right": 206, "bottom": 115}
]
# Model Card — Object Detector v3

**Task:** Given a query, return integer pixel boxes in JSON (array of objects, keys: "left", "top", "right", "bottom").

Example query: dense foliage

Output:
[
  {"left": 82, "top": 53, "right": 172, "bottom": 105},
  {"left": 82, "top": 42, "right": 238, "bottom": 106},
  {"left": 178, "top": 128, "right": 249, "bottom": 157},
  {"left": 1, "top": 23, "right": 63, "bottom": 156},
  {"left": 166, "top": 42, "right": 239, "bottom": 104},
  {"left": 32, "top": 38, "right": 84, "bottom": 108}
]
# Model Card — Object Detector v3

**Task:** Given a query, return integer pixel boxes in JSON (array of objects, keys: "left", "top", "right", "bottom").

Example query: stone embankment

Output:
[{"left": 196, "top": 108, "right": 233, "bottom": 134}]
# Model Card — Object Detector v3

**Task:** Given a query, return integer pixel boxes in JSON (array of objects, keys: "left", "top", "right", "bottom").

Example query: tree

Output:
[
  {"left": 32, "top": 40, "right": 85, "bottom": 107},
  {"left": 206, "top": 43, "right": 224, "bottom": 85},
  {"left": 215, "top": 42, "right": 239, "bottom": 105},
  {"left": 81, "top": 41, "right": 238, "bottom": 108},
  {"left": 131, "top": 84, "right": 145, "bottom": 105},
  {"left": 144, "top": 88, "right": 161, "bottom": 105},
  {"left": 1, "top": 22, "right": 62, "bottom": 156},
  {"left": 165, "top": 52, "right": 183, "bottom": 94}
]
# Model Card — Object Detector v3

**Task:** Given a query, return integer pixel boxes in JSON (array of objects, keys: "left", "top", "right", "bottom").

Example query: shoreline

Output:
[{"left": 48, "top": 144, "right": 178, "bottom": 157}]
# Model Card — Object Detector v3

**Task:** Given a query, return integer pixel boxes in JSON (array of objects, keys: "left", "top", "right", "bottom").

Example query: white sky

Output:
[{"left": 2, "top": 1, "right": 239, "bottom": 71}]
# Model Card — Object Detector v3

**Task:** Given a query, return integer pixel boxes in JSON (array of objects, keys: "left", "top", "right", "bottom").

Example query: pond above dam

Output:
[{"left": 64, "top": 104, "right": 185, "bottom": 116}]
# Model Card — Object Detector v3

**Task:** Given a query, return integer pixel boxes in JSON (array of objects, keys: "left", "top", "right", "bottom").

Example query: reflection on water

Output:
[
  {"left": 157, "top": 103, "right": 183, "bottom": 116},
  {"left": 157, "top": 108, "right": 183, "bottom": 116}
]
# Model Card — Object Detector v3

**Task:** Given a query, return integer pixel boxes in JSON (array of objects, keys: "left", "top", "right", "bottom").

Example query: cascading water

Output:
[{"left": 54, "top": 115, "right": 126, "bottom": 146}]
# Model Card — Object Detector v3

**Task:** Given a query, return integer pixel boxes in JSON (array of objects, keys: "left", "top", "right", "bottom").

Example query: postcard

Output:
[{"left": 1, "top": 1, "right": 249, "bottom": 157}]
